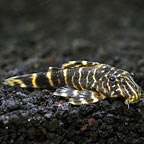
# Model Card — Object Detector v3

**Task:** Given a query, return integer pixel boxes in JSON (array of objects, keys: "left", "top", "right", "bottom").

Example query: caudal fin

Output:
[
  {"left": 4, "top": 67, "right": 64, "bottom": 89},
  {"left": 4, "top": 73, "right": 45, "bottom": 88}
]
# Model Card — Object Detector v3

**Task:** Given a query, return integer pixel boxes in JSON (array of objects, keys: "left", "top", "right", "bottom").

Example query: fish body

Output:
[{"left": 4, "top": 61, "right": 142, "bottom": 105}]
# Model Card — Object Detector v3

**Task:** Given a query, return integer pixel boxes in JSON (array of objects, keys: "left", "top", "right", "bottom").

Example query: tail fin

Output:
[
  {"left": 4, "top": 73, "right": 49, "bottom": 88},
  {"left": 4, "top": 66, "right": 63, "bottom": 89},
  {"left": 4, "top": 74, "right": 29, "bottom": 88}
]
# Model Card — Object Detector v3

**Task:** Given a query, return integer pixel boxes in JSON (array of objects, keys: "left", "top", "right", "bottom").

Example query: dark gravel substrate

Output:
[{"left": 0, "top": 0, "right": 144, "bottom": 144}]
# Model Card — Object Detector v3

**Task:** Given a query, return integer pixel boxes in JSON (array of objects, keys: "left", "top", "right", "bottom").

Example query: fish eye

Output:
[{"left": 109, "top": 75, "right": 116, "bottom": 82}]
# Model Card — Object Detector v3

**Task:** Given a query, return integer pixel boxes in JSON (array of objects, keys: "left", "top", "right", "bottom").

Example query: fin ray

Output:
[
  {"left": 62, "top": 60, "right": 99, "bottom": 69},
  {"left": 53, "top": 87, "right": 106, "bottom": 105}
]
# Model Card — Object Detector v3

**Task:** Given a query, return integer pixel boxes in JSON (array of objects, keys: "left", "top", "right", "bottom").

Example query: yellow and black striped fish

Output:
[{"left": 4, "top": 60, "right": 142, "bottom": 105}]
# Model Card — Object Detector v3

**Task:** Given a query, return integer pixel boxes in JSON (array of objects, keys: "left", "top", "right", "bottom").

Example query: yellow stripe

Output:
[
  {"left": 71, "top": 72, "right": 79, "bottom": 89},
  {"left": 98, "top": 91, "right": 106, "bottom": 98},
  {"left": 62, "top": 61, "right": 76, "bottom": 69},
  {"left": 69, "top": 61, "right": 77, "bottom": 64},
  {"left": 31, "top": 73, "right": 39, "bottom": 88},
  {"left": 91, "top": 64, "right": 103, "bottom": 88},
  {"left": 101, "top": 81, "right": 106, "bottom": 93},
  {"left": 125, "top": 81, "right": 137, "bottom": 100},
  {"left": 78, "top": 67, "right": 84, "bottom": 90},
  {"left": 126, "top": 77, "right": 140, "bottom": 101},
  {"left": 69, "top": 101, "right": 80, "bottom": 105},
  {"left": 80, "top": 99, "right": 89, "bottom": 104},
  {"left": 95, "top": 85, "right": 106, "bottom": 98},
  {"left": 122, "top": 84, "right": 130, "bottom": 97},
  {"left": 46, "top": 67, "right": 54, "bottom": 87},
  {"left": 104, "top": 71, "right": 111, "bottom": 78},
  {"left": 5, "top": 77, "right": 27, "bottom": 88},
  {"left": 90, "top": 92, "right": 99, "bottom": 103},
  {"left": 74, "top": 64, "right": 82, "bottom": 68},
  {"left": 81, "top": 61, "right": 88, "bottom": 65},
  {"left": 107, "top": 83, "right": 111, "bottom": 91},
  {"left": 82, "top": 61, "right": 99, "bottom": 66},
  {"left": 91, "top": 68, "right": 97, "bottom": 88},
  {"left": 117, "top": 84, "right": 124, "bottom": 96},
  {"left": 135, "top": 93, "right": 139, "bottom": 101},
  {"left": 63, "top": 69, "right": 69, "bottom": 86},
  {"left": 69, "top": 98, "right": 89, "bottom": 105}
]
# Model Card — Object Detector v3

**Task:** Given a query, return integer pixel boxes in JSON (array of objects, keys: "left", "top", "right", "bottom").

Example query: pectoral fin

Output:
[{"left": 53, "top": 87, "right": 106, "bottom": 105}]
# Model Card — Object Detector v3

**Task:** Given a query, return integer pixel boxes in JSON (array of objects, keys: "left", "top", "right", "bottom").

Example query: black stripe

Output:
[
  {"left": 73, "top": 68, "right": 81, "bottom": 89},
  {"left": 80, "top": 67, "right": 90, "bottom": 89},
  {"left": 67, "top": 69, "right": 74, "bottom": 87},
  {"left": 125, "top": 79, "right": 137, "bottom": 100},
  {"left": 95, "top": 65, "right": 111, "bottom": 92},
  {"left": 58, "top": 70, "right": 65, "bottom": 87},
  {"left": 114, "top": 69, "right": 124, "bottom": 76},
  {"left": 50, "top": 68, "right": 59, "bottom": 87},
  {"left": 121, "top": 81, "right": 132, "bottom": 96},
  {"left": 50, "top": 67, "right": 66, "bottom": 88},
  {"left": 19, "top": 75, "right": 33, "bottom": 87},
  {"left": 120, "top": 79, "right": 129, "bottom": 98},
  {"left": 87, "top": 69, "right": 94, "bottom": 89},
  {"left": 12, "top": 74, "right": 33, "bottom": 87},
  {"left": 127, "top": 77, "right": 138, "bottom": 91},
  {"left": 64, "top": 63, "right": 82, "bottom": 69},
  {"left": 95, "top": 65, "right": 115, "bottom": 81},
  {"left": 36, "top": 72, "right": 52, "bottom": 88}
]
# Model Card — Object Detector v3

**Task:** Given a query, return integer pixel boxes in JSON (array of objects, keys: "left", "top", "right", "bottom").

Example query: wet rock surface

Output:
[{"left": 0, "top": 0, "right": 144, "bottom": 144}]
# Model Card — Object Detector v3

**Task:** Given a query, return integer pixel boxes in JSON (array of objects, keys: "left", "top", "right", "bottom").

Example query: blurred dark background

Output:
[
  {"left": 0, "top": 0, "right": 144, "bottom": 54},
  {"left": 1, "top": 0, "right": 144, "bottom": 39}
]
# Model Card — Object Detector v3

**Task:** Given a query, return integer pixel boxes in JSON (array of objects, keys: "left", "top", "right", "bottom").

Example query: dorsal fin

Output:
[{"left": 62, "top": 60, "right": 99, "bottom": 69}]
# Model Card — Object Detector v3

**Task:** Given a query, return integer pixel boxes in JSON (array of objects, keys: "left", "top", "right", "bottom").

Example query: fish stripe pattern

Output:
[{"left": 4, "top": 60, "right": 142, "bottom": 106}]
